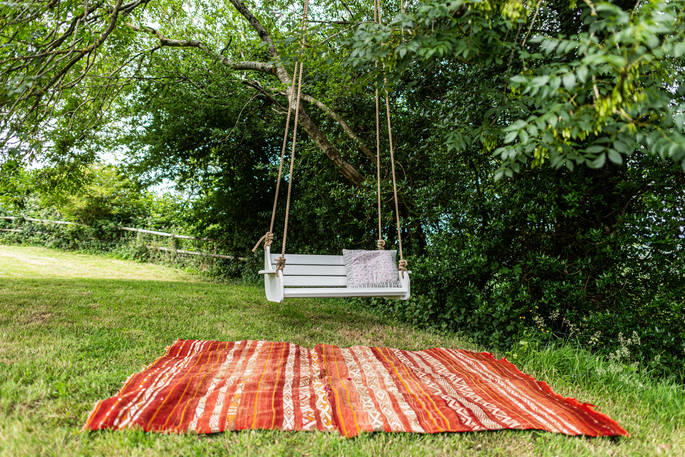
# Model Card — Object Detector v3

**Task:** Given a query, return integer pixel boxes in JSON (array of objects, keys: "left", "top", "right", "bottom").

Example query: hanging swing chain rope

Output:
[
  {"left": 252, "top": 62, "right": 299, "bottom": 253},
  {"left": 257, "top": 0, "right": 406, "bottom": 276},
  {"left": 374, "top": 0, "right": 407, "bottom": 274},
  {"left": 277, "top": 0, "right": 311, "bottom": 271}
]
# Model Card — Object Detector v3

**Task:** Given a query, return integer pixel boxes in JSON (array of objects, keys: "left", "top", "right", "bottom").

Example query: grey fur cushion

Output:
[{"left": 342, "top": 249, "right": 401, "bottom": 288}]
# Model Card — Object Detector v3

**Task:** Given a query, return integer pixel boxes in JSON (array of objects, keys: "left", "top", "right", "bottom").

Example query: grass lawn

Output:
[{"left": 0, "top": 244, "right": 682, "bottom": 456}]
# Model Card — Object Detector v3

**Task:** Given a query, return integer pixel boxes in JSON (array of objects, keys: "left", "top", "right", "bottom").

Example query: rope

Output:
[
  {"left": 278, "top": 0, "right": 310, "bottom": 271},
  {"left": 374, "top": 4, "right": 384, "bottom": 250},
  {"left": 251, "top": 231, "right": 274, "bottom": 253},
  {"left": 375, "top": 77, "right": 384, "bottom": 250},
  {"left": 253, "top": 61, "right": 301, "bottom": 253},
  {"left": 374, "top": 0, "right": 407, "bottom": 275},
  {"left": 384, "top": 80, "right": 405, "bottom": 268},
  {"left": 257, "top": 0, "right": 408, "bottom": 279}
]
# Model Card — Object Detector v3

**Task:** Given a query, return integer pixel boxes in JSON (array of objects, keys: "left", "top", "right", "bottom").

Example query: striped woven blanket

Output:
[{"left": 84, "top": 339, "right": 628, "bottom": 437}]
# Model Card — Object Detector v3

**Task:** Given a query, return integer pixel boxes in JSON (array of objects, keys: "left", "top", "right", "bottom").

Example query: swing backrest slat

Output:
[
  {"left": 269, "top": 253, "right": 344, "bottom": 265},
  {"left": 270, "top": 253, "right": 347, "bottom": 288},
  {"left": 283, "top": 275, "right": 347, "bottom": 287},
  {"left": 275, "top": 264, "right": 346, "bottom": 276}
]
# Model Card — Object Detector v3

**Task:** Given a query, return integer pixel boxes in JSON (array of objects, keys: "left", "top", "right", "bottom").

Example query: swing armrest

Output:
[{"left": 258, "top": 269, "right": 277, "bottom": 275}]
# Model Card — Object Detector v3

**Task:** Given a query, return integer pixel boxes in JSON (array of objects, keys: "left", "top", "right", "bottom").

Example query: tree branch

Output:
[
  {"left": 226, "top": 0, "right": 291, "bottom": 82},
  {"left": 242, "top": 80, "right": 365, "bottom": 186},
  {"left": 295, "top": 93, "right": 375, "bottom": 162},
  {"left": 249, "top": 81, "right": 375, "bottom": 162},
  {"left": 35, "top": 0, "right": 124, "bottom": 100},
  {"left": 295, "top": 108, "right": 366, "bottom": 186},
  {"left": 227, "top": 0, "right": 278, "bottom": 59},
  {"left": 125, "top": 23, "right": 276, "bottom": 74},
  {"left": 129, "top": 6, "right": 367, "bottom": 185}
]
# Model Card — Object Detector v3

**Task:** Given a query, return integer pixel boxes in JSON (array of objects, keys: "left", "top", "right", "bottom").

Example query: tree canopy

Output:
[{"left": 1, "top": 0, "right": 683, "bottom": 377}]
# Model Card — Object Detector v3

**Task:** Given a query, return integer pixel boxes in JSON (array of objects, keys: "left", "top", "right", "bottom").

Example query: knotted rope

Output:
[
  {"left": 275, "top": 255, "right": 286, "bottom": 272},
  {"left": 252, "top": 231, "right": 274, "bottom": 252},
  {"left": 398, "top": 258, "right": 408, "bottom": 277}
]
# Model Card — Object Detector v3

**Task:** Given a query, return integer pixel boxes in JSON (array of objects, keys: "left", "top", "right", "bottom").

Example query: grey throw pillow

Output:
[{"left": 342, "top": 249, "right": 401, "bottom": 288}]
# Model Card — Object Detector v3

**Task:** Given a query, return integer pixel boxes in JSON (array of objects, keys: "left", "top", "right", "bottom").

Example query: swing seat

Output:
[{"left": 259, "top": 246, "right": 410, "bottom": 303}]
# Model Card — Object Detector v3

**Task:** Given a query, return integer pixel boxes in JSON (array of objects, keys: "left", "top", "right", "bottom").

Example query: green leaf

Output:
[
  {"left": 613, "top": 139, "right": 631, "bottom": 153},
  {"left": 608, "top": 149, "right": 623, "bottom": 165},
  {"left": 667, "top": 142, "right": 681, "bottom": 158},
  {"left": 646, "top": 33, "right": 659, "bottom": 49},
  {"left": 585, "top": 145, "right": 605, "bottom": 154},
  {"left": 532, "top": 75, "right": 550, "bottom": 87},
  {"left": 674, "top": 42, "right": 685, "bottom": 58},
  {"left": 588, "top": 153, "right": 606, "bottom": 169},
  {"left": 504, "top": 131, "right": 518, "bottom": 143},
  {"left": 562, "top": 73, "right": 576, "bottom": 90},
  {"left": 510, "top": 120, "right": 527, "bottom": 130},
  {"left": 576, "top": 66, "right": 588, "bottom": 83},
  {"left": 549, "top": 76, "right": 561, "bottom": 92},
  {"left": 540, "top": 40, "right": 557, "bottom": 53}
]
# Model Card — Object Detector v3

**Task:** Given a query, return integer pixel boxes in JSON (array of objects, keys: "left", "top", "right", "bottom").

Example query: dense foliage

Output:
[
  {"left": 1, "top": 0, "right": 683, "bottom": 378},
  {"left": 0, "top": 163, "right": 210, "bottom": 268},
  {"left": 347, "top": 0, "right": 685, "bottom": 377}
]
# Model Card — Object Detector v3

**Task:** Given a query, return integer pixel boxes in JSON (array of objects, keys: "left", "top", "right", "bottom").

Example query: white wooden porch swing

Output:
[{"left": 252, "top": 0, "right": 410, "bottom": 303}]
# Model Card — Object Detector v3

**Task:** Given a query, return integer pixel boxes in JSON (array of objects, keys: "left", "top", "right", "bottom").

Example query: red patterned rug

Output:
[{"left": 84, "top": 339, "right": 628, "bottom": 437}]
